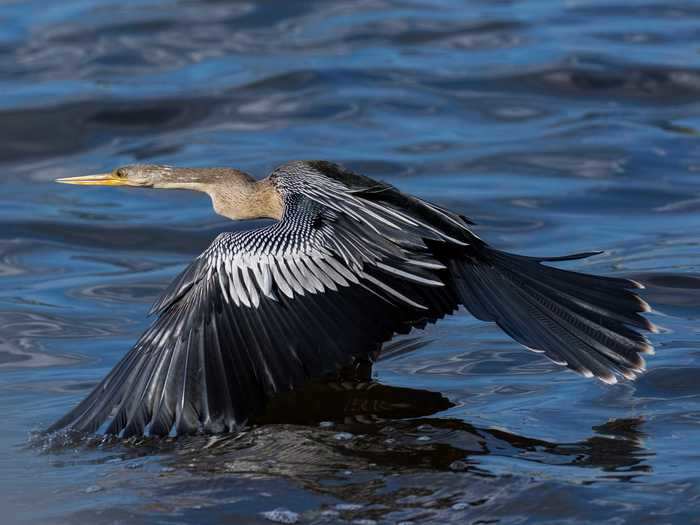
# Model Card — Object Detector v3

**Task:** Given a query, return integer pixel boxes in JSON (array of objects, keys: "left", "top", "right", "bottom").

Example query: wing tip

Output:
[
  {"left": 637, "top": 297, "right": 652, "bottom": 313},
  {"left": 629, "top": 279, "right": 646, "bottom": 290},
  {"left": 538, "top": 344, "right": 652, "bottom": 384},
  {"left": 598, "top": 372, "right": 618, "bottom": 385},
  {"left": 640, "top": 342, "right": 656, "bottom": 355}
]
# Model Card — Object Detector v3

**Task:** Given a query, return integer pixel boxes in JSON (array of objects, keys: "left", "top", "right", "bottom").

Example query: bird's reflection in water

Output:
[
  {"left": 37, "top": 377, "right": 652, "bottom": 523},
  {"left": 196, "top": 380, "right": 651, "bottom": 481},
  {"left": 48, "top": 377, "right": 649, "bottom": 479},
  {"left": 254, "top": 379, "right": 455, "bottom": 425}
]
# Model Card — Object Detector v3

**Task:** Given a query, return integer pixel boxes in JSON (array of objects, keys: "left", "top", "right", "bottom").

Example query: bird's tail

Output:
[{"left": 450, "top": 247, "right": 657, "bottom": 383}]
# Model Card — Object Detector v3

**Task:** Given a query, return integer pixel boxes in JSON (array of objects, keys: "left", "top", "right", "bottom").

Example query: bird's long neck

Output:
[
  {"left": 208, "top": 177, "right": 284, "bottom": 221},
  {"left": 156, "top": 168, "right": 284, "bottom": 221}
]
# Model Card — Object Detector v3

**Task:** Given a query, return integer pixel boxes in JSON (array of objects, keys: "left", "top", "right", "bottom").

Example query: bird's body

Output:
[{"left": 51, "top": 161, "right": 657, "bottom": 437}]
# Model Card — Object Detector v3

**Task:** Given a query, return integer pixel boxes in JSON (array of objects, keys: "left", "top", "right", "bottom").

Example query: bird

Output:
[{"left": 49, "top": 160, "right": 657, "bottom": 438}]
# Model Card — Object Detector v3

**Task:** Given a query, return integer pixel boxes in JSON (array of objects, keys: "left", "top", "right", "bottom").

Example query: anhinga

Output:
[{"left": 50, "top": 161, "right": 656, "bottom": 437}]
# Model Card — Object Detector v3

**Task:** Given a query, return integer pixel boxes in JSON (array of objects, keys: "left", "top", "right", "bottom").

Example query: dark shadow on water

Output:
[
  {"left": 28, "top": 347, "right": 655, "bottom": 523},
  {"left": 36, "top": 379, "right": 652, "bottom": 483},
  {"left": 254, "top": 380, "right": 455, "bottom": 426}
]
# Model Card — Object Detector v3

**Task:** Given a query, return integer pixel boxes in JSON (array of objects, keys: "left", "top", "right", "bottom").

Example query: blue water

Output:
[{"left": 1, "top": 0, "right": 700, "bottom": 523}]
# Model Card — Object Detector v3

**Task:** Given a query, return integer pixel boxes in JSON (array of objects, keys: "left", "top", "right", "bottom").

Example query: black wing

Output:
[
  {"left": 48, "top": 189, "right": 463, "bottom": 437},
  {"left": 292, "top": 161, "right": 656, "bottom": 384}
]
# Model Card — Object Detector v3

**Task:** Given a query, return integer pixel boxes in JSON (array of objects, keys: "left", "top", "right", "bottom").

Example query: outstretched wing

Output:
[
  {"left": 48, "top": 187, "right": 466, "bottom": 437},
  {"left": 284, "top": 161, "right": 656, "bottom": 384},
  {"left": 49, "top": 160, "right": 656, "bottom": 437}
]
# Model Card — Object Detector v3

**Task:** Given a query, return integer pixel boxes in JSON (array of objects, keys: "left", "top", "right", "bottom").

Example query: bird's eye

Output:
[{"left": 115, "top": 169, "right": 126, "bottom": 178}]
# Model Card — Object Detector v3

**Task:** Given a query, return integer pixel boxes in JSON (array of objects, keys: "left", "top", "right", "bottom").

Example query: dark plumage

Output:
[{"left": 50, "top": 160, "right": 657, "bottom": 437}]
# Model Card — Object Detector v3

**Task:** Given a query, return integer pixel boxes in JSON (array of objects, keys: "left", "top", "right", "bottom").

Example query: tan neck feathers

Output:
[{"left": 207, "top": 177, "right": 284, "bottom": 221}]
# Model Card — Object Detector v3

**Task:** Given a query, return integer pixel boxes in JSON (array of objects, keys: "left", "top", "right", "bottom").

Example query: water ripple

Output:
[{"left": 1, "top": 0, "right": 700, "bottom": 523}]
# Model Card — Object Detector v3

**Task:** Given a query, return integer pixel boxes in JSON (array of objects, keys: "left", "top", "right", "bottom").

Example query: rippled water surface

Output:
[{"left": 2, "top": 1, "right": 700, "bottom": 523}]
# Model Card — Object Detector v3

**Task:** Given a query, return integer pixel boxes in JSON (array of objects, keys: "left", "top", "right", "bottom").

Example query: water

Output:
[{"left": 1, "top": 0, "right": 700, "bottom": 523}]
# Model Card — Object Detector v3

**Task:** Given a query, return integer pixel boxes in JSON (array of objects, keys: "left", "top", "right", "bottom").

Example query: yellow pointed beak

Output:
[{"left": 55, "top": 173, "right": 127, "bottom": 186}]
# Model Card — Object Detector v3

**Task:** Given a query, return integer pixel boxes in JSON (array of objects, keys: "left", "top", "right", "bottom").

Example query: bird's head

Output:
[
  {"left": 56, "top": 164, "right": 284, "bottom": 220},
  {"left": 55, "top": 164, "right": 252, "bottom": 189}
]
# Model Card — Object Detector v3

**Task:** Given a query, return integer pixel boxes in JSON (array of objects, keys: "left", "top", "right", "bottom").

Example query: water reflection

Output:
[
  {"left": 255, "top": 381, "right": 455, "bottom": 426},
  {"left": 35, "top": 379, "right": 651, "bottom": 523},
  {"left": 39, "top": 378, "right": 651, "bottom": 480},
  {"left": 184, "top": 384, "right": 650, "bottom": 481},
  {"left": 3, "top": 0, "right": 700, "bottom": 522}
]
